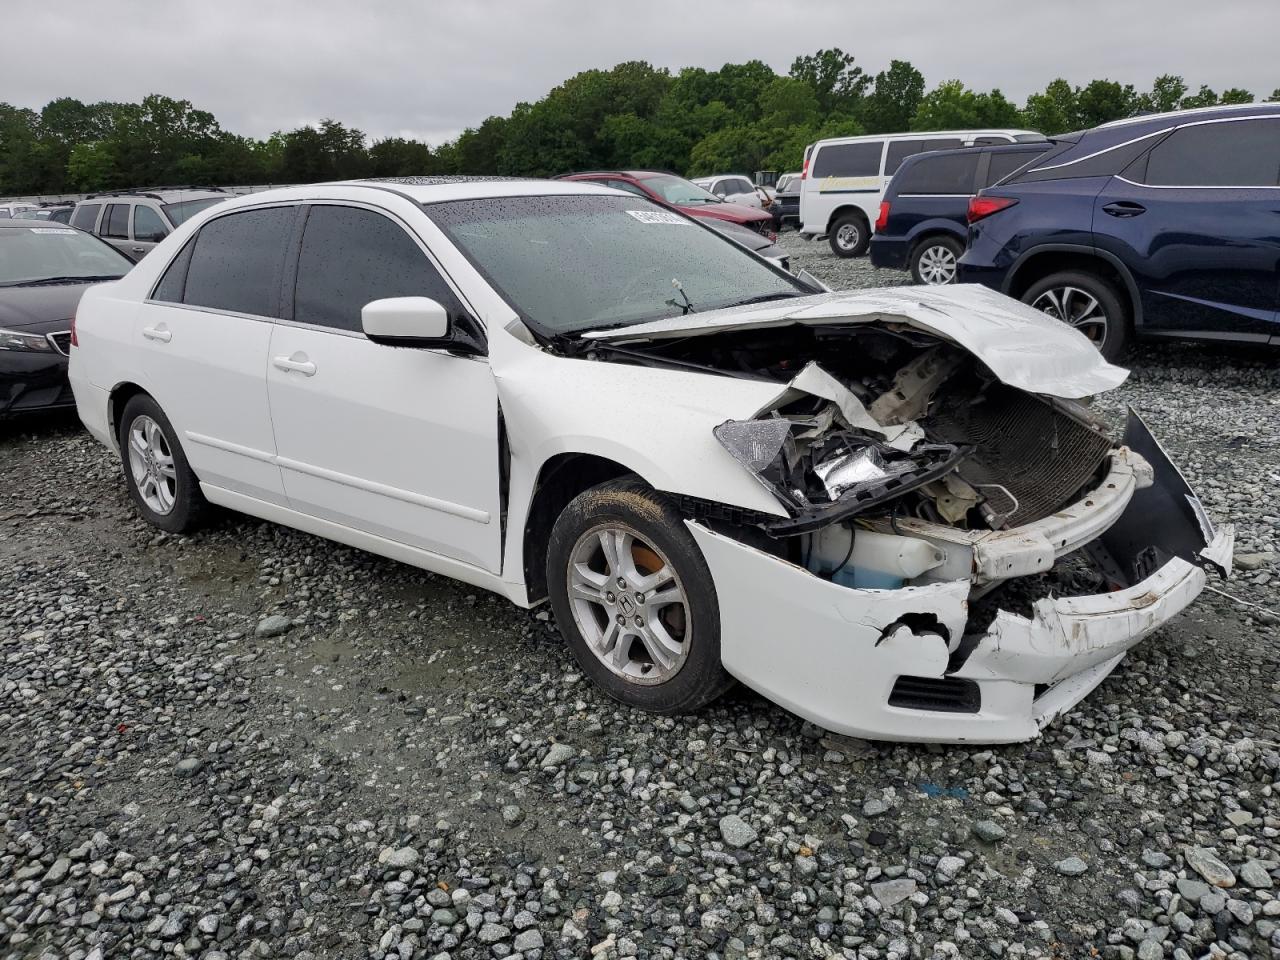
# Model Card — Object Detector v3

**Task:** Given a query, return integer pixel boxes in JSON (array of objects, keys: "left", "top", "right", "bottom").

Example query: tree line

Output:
[{"left": 1, "top": 50, "right": 1276, "bottom": 196}]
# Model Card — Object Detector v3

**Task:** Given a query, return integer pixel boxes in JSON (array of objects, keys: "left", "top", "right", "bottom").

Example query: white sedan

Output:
[{"left": 69, "top": 177, "right": 1232, "bottom": 743}]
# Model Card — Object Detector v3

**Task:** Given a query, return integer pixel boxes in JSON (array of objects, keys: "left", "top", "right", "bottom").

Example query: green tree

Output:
[
  {"left": 1075, "top": 80, "right": 1138, "bottom": 127},
  {"left": 369, "top": 137, "right": 435, "bottom": 177},
  {"left": 788, "top": 48, "right": 868, "bottom": 115},
  {"left": 280, "top": 119, "right": 369, "bottom": 182},
  {"left": 1180, "top": 84, "right": 1219, "bottom": 109},
  {"left": 911, "top": 81, "right": 1019, "bottom": 131},
  {"left": 66, "top": 141, "right": 118, "bottom": 191},
  {"left": 1142, "top": 74, "right": 1187, "bottom": 112},
  {"left": 861, "top": 60, "right": 925, "bottom": 134},
  {"left": 1022, "top": 78, "right": 1077, "bottom": 134},
  {"left": 1219, "top": 88, "right": 1255, "bottom": 104}
]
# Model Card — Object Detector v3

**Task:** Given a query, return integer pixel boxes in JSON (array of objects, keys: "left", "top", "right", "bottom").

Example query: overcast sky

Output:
[{"left": 6, "top": 0, "right": 1278, "bottom": 145}]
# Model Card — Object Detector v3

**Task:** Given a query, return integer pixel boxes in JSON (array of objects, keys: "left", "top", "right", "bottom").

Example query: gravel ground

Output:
[{"left": 3, "top": 240, "right": 1279, "bottom": 960}]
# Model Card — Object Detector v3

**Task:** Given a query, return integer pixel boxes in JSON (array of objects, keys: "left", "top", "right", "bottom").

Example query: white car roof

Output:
[{"left": 333, "top": 176, "right": 621, "bottom": 203}]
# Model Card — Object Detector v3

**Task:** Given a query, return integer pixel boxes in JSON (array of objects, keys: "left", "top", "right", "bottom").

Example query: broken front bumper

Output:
[{"left": 691, "top": 412, "right": 1232, "bottom": 744}]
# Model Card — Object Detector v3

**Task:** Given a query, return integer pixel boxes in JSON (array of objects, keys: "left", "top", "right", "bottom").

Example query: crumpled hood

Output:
[
  {"left": 584, "top": 284, "right": 1129, "bottom": 399},
  {"left": 0, "top": 283, "right": 95, "bottom": 332}
]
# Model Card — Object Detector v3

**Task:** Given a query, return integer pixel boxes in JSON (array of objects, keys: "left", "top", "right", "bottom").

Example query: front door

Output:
[
  {"left": 139, "top": 204, "right": 296, "bottom": 504},
  {"left": 265, "top": 203, "right": 503, "bottom": 573},
  {"left": 1093, "top": 116, "right": 1280, "bottom": 340}
]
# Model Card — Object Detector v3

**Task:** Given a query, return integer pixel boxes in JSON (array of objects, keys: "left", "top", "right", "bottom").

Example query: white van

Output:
[{"left": 799, "top": 130, "right": 1043, "bottom": 256}]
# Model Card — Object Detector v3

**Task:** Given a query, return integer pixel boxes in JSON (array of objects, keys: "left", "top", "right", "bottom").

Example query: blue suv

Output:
[
  {"left": 958, "top": 104, "right": 1280, "bottom": 360},
  {"left": 870, "top": 142, "right": 1050, "bottom": 284}
]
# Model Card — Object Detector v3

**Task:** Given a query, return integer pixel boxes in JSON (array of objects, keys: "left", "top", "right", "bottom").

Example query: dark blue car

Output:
[
  {"left": 870, "top": 143, "right": 1050, "bottom": 284},
  {"left": 958, "top": 103, "right": 1280, "bottom": 360}
]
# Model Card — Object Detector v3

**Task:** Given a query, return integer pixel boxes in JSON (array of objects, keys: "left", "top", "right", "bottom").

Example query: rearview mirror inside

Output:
[{"left": 362, "top": 296, "right": 450, "bottom": 345}]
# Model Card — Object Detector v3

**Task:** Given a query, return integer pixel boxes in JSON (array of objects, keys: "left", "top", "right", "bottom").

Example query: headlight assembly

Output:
[{"left": 0, "top": 328, "right": 54, "bottom": 353}]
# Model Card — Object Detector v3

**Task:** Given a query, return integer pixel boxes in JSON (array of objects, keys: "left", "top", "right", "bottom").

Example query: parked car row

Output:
[{"left": 62, "top": 176, "right": 1230, "bottom": 743}]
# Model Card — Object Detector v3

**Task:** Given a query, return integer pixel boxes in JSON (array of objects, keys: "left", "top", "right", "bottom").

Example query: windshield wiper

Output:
[
  {"left": 723, "top": 292, "right": 806, "bottom": 308},
  {"left": 12, "top": 275, "right": 123, "bottom": 286}
]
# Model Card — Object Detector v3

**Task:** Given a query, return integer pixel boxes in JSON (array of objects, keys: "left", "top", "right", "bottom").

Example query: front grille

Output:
[
  {"left": 889, "top": 675, "right": 981, "bottom": 713},
  {"left": 924, "top": 385, "right": 1112, "bottom": 528},
  {"left": 48, "top": 332, "right": 72, "bottom": 356}
]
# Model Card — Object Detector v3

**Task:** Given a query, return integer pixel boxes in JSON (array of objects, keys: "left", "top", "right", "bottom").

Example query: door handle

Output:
[
  {"left": 131, "top": 246, "right": 146, "bottom": 254},
  {"left": 141, "top": 326, "right": 171, "bottom": 343},
  {"left": 273, "top": 355, "right": 317, "bottom": 376},
  {"left": 1102, "top": 201, "right": 1146, "bottom": 218}
]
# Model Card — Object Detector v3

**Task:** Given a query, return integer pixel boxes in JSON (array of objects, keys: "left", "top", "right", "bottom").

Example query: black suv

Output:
[
  {"left": 870, "top": 143, "right": 1050, "bottom": 284},
  {"left": 959, "top": 104, "right": 1280, "bottom": 359}
]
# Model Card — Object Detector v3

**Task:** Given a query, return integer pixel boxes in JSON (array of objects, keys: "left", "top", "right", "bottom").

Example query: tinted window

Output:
[
  {"left": 897, "top": 153, "right": 980, "bottom": 195},
  {"left": 973, "top": 136, "right": 1014, "bottom": 146},
  {"left": 1141, "top": 119, "right": 1280, "bottom": 187},
  {"left": 133, "top": 205, "right": 167, "bottom": 241},
  {"left": 605, "top": 179, "right": 648, "bottom": 197},
  {"left": 182, "top": 207, "right": 293, "bottom": 317},
  {"left": 103, "top": 203, "right": 130, "bottom": 239},
  {"left": 985, "top": 149, "right": 1047, "bottom": 186},
  {"left": 294, "top": 205, "right": 459, "bottom": 333},
  {"left": 812, "top": 141, "right": 883, "bottom": 178},
  {"left": 730, "top": 179, "right": 754, "bottom": 194},
  {"left": 162, "top": 196, "right": 225, "bottom": 225},
  {"left": 884, "top": 138, "right": 963, "bottom": 176},
  {"left": 152, "top": 238, "right": 197, "bottom": 303},
  {"left": 71, "top": 203, "right": 100, "bottom": 231}
]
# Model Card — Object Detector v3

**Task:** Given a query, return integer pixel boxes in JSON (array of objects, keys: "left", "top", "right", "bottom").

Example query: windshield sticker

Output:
[
  {"left": 31, "top": 228, "right": 77, "bottom": 235},
  {"left": 625, "top": 210, "right": 690, "bottom": 225}
]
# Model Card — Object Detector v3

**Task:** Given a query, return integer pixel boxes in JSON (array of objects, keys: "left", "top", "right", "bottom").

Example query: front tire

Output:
[
  {"left": 1021, "top": 270, "right": 1131, "bottom": 362},
  {"left": 546, "top": 476, "right": 732, "bottom": 714},
  {"left": 828, "top": 212, "right": 869, "bottom": 258},
  {"left": 118, "top": 394, "right": 208, "bottom": 533},
  {"left": 910, "top": 235, "right": 963, "bottom": 285}
]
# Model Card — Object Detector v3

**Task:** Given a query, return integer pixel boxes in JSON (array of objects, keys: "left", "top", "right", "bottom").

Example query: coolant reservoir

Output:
[{"left": 806, "top": 526, "right": 945, "bottom": 589}]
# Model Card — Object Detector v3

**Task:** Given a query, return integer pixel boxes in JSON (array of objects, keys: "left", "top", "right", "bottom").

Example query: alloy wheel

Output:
[
  {"left": 917, "top": 244, "right": 958, "bottom": 284},
  {"left": 1031, "top": 285, "right": 1109, "bottom": 346},
  {"left": 566, "top": 523, "right": 690, "bottom": 685},
  {"left": 127, "top": 415, "right": 178, "bottom": 515}
]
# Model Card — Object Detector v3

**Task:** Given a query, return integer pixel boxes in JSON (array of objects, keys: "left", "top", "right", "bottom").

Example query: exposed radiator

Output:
[{"left": 924, "top": 385, "right": 1113, "bottom": 528}]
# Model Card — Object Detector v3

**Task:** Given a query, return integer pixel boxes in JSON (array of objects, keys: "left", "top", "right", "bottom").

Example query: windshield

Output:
[
  {"left": 0, "top": 226, "right": 132, "bottom": 285},
  {"left": 637, "top": 174, "right": 723, "bottom": 206},
  {"left": 425, "top": 194, "right": 805, "bottom": 334},
  {"left": 162, "top": 196, "right": 225, "bottom": 225}
]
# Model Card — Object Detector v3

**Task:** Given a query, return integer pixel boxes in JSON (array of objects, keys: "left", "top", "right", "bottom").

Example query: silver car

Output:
[{"left": 70, "top": 187, "right": 229, "bottom": 261}]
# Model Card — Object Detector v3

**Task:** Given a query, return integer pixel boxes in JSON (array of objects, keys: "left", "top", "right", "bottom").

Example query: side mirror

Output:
[{"left": 362, "top": 297, "right": 450, "bottom": 345}]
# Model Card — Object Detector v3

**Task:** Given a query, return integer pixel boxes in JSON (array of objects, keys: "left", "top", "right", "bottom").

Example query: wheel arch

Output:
[
  {"left": 826, "top": 203, "right": 871, "bottom": 234},
  {"left": 107, "top": 381, "right": 151, "bottom": 449},
  {"left": 519, "top": 452, "right": 638, "bottom": 603},
  {"left": 907, "top": 225, "right": 966, "bottom": 257},
  {"left": 1005, "top": 245, "right": 1143, "bottom": 327}
]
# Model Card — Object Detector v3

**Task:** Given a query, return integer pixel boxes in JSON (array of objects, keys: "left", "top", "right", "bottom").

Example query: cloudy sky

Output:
[{"left": 7, "top": 0, "right": 1278, "bottom": 144}]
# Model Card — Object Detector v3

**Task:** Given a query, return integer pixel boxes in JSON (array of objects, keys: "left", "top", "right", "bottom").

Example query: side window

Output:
[
  {"left": 103, "top": 203, "right": 130, "bottom": 239},
  {"left": 606, "top": 179, "right": 648, "bottom": 197},
  {"left": 885, "top": 138, "right": 964, "bottom": 176},
  {"left": 711, "top": 181, "right": 729, "bottom": 197},
  {"left": 182, "top": 206, "right": 294, "bottom": 317},
  {"left": 972, "top": 136, "right": 1014, "bottom": 146},
  {"left": 70, "top": 203, "right": 101, "bottom": 231},
  {"left": 985, "top": 150, "right": 1044, "bottom": 186},
  {"left": 731, "top": 178, "right": 753, "bottom": 194},
  {"left": 897, "top": 153, "right": 981, "bottom": 195},
  {"left": 133, "top": 205, "right": 167, "bottom": 241},
  {"left": 1141, "top": 119, "right": 1280, "bottom": 187},
  {"left": 152, "top": 237, "right": 197, "bottom": 303},
  {"left": 293, "top": 205, "right": 461, "bottom": 333},
  {"left": 812, "top": 141, "right": 884, "bottom": 179}
]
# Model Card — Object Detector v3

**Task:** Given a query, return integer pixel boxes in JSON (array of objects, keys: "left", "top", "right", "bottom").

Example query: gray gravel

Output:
[{"left": 3, "top": 238, "right": 1279, "bottom": 959}]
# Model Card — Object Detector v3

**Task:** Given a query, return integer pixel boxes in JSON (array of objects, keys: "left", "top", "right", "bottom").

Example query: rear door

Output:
[
  {"left": 141, "top": 204, "right": 294, "bottom": 504},
  {"left": 265, "top": 202, "right": 503, "bottom": 573},
  {"left": 1093, "top": 116, "right": 1280, "bottom": 340},
  {"left": 99, "top": 203, "right": 134, "bottom": 259},
  {"left": 129, "top": 204, "right": 169, "bottom": 260},
  {"left": 802, "top": 139, "right": 885, "bottom": 233}
]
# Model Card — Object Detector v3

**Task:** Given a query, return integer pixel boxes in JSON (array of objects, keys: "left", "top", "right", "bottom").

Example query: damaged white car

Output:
[{"left": 69, "top": 177, "right": 1233, "bottom": 743}]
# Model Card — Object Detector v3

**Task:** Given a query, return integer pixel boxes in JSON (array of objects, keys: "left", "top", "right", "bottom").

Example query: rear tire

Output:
[
  {"left": 910, "top": 235, "right": 963, "bottom": 285},
  {"left": 546, "top": 476, "right": 733, "bottom": 714},
  {"left": 1021, "top": 269, "right": 1131, "bottom": 362},
  {"left": 828, "top": 212, "right": 869, "bottom": 258},
  {"left": 118, "top": 394, "right": 208, "bottom": 534}
]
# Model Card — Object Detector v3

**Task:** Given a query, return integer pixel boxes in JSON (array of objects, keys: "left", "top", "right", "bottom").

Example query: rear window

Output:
[
  {"left": 812, "top": 141, "right": 883, "bottom": 179},
  {"left": 896, "top": 153, "right": 980, "bottom": 195},
  {"left": 884, "top": 138, "right": 964, "bottom": 176},
  {"left": 103, "top": 203, "right": 130, "bottom": 239},
  {"left": 162, "top": 196, "right": 225, "bottom": 226}
]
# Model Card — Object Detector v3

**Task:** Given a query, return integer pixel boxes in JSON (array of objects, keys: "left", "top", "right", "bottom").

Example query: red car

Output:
[{"left": 557, "top": 171, "right": 776, "bottom": 237}]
